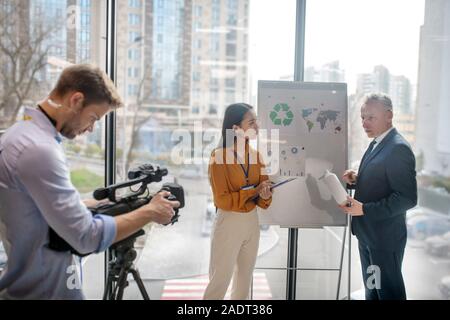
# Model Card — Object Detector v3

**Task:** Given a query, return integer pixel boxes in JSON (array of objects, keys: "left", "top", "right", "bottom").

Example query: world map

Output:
[{"left": 301, "top": 108, "right": 343, "bottom": 134}]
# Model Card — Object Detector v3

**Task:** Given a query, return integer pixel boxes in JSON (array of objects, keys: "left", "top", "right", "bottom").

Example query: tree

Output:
[
  {"left": 0, "top": 1, "right": 63, "bottom": 129},
  {"left": 120, "top": 72, "right": 161, "bottom": 176}
]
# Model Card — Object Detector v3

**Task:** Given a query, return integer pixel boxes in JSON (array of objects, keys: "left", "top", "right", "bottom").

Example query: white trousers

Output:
[{"left": 203, "top": 208, "right": 260, "bottom": 300}]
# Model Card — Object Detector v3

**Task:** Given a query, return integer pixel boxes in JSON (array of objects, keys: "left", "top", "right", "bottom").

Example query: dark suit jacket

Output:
[{"left": 352, "top": 128, "right": 417, "bottom": 251}]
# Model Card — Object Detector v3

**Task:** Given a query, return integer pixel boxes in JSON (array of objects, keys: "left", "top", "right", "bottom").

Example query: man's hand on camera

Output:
[
  {"left": 114, "top": 192, "right": 180, "bottom": 243},
  {"left": 146, "top": 191, "right": 180, "bottom": 225}
]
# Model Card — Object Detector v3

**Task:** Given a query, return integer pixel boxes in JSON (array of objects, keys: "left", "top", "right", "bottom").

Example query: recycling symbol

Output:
[{"left": 270, "top": 103, "right": 294, "bottom": 126}]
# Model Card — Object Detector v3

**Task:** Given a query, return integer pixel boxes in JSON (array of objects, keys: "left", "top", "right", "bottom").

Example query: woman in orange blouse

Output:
[{"left": 203, "top": 103, "right": 273, "bottom": 300}]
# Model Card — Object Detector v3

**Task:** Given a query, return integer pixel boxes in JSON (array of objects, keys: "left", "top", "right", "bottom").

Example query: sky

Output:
[{"left": 248, "top": 0, "right": 425, "bottom": 96}]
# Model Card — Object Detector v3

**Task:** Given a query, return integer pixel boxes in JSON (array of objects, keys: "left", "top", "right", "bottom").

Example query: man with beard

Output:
[{"left": 0, "top": 64, "right": 179, "bottom": 299}]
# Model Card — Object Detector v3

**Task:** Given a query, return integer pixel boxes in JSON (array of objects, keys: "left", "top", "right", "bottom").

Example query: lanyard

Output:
[{"left": 234, "top": 150, "right": 250, "bottom": 184}]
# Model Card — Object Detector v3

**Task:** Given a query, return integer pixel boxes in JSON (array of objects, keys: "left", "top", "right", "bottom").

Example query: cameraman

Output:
[{"left": 0, "top": 64, "right": 179, "bottom": 299}]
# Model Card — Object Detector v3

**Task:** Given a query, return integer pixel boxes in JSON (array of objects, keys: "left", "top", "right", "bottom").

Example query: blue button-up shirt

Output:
[{"left": 0, "top": 107, "right": 116, "bottom": 299}]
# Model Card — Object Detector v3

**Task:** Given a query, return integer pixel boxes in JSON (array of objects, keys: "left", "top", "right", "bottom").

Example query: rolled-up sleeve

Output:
[
  {"left": 16, "top": 143, "right": 116, "bottom": 254},
  {"left": 93, "top": 214, "right": 116, "bottom": 252}
]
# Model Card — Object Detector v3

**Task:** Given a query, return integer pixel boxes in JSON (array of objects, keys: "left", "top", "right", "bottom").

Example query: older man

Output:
[{"left": 341, "top": 93, "right": 417, "bottom": 300}]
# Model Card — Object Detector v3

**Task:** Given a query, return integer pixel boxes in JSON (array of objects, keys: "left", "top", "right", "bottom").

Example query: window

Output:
[
  {"left": 193, "top": 72, "right": 200, "bottom": 82},
  {"left": 128, "top": 31, "right": 141, "bottom": 43},
  {"left": 194, "top": 5, "right": 203, "bottom": 17},
  {"left": 128, "top": 13, "right": 141, "bottom": 26},
  {"left": 226, "top": 30, "right": 237, "bottom": 41},
  {"left": 225, "top": 89, "right": 235, "bottom": 103},
  {"left": 210, "top": 77, "right": 219, "bottom": 87},
  {"left": 225, "top": 78, "right": 235, "bottom": 88},
  {"left": 227, "top": 14, "right": 237, "bottom": 26},
  {"left": 128, "top": 84, "right": 138, "bottom": 96},
  {"left": 128, "top": 48, "right": 141, "bottom": 61},
  {"left": 226, "top": 43, "right": 236, "bottom": 57},
  {"left": 211, "top": 34, "right": 220, "bottom": 54},
  {"left": 209, "top": 104, "right": 218, "bottom": 114},
  {"left": 304, "top": 0, "right": 449, "bottom": 300},
  {"left": 128, "top": 0, "right": 141, "bottom": 8},
  {"left": 4, "top": 0, "right": 443, "bottom": 302},
  {"left": 0, "top": 0, "right": 109, "bottom": 298},
  {"left": 157, "top": 15, "right": 163, "bottom": 27}
]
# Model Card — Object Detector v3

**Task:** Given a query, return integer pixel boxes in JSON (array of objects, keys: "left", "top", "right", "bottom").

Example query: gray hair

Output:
[{"left": 361, "top": 93, "right": 393, "bottom": 111}]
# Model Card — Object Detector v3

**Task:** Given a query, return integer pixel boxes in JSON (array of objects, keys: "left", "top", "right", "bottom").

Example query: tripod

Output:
[{"left": 103, "top": 230, "right": 150, "bottom": 300}]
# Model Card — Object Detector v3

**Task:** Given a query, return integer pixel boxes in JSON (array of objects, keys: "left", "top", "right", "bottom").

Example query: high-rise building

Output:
[
  {"left": 415, "top": 0, "right": 450, "bottom": 175},
  {"left": 355, "top": 65, "right": 414, "bottom": 147},
  {"left": 190, "top": 0, "right": 250, "bottom": 118},
  {"left": 390, "top": 75, "right": 412, "bottom": 114},
  {"left": 31, "top": 0, "right": 68, "bottom": 60},
  {"left": 357, "top": 65, "right": 412, "bottom": 114},
  {"left": 114, "top": 0, "right": 193, "bottom": 160},
  {"left": 320, "top": 60, "right": 345, "bottom": 83},
  {"left": 356, "top": 65, "right": 390, "bottom": 96},
  {"left": 150, "top": 0, "right": 192, "bottom": 105},
  {"left": 115, "top": 0, "right": 192, "bottom": 107},
  {"left": 372, "top": 65, "right": 390, "bottom": 94},
  {"left": 66, "top": 0, "right": 105, "bottom": 66},
  {"left": 304, "top": 61, "right": 345, "bottom": 83},
  {"left": 394, "top": 113, "right": 415, "bottom": 147},
  {"left": 356, "top": 73, "right": 374, "bottom": 96},
  {"left": 390, "top": 74, "right": 414, "bottom": 147},
  {"left": 113, "top": 1, "right": 251, "bottom": 159}
]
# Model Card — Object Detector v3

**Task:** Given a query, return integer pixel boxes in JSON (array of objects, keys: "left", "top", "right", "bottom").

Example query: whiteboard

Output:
[{"left": 257, "top": 81, "right": 348, "bottom": 228}]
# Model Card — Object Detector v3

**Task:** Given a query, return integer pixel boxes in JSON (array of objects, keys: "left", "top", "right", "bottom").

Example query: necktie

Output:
[
  {"left": 366, "top": 139, "right": 377, "bottom": 154},
  {"left": 360, "top": 140, "right": 377, "bottom": 170}
]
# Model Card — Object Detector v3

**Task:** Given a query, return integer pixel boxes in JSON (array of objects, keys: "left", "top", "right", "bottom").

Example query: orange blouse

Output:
[{"left": 209, "top": 146, "right": 272, "bottom": 212}]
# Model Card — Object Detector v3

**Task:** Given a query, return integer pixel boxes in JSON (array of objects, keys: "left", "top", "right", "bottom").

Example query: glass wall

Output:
[
  {"left": 0, "top": 0, "right": 107, "bottom": 195},
  {"left": 305, "top": 0, "right": 450, "bottom": 300},
  {"left": 0, "top": 0, "right": 108, "bottom": 297},
  {"left": 113, "top": 0, "right": 296, "bottom": 300},
  {"left": 1, "top": 0, "right": 448, "bottom": 300}
]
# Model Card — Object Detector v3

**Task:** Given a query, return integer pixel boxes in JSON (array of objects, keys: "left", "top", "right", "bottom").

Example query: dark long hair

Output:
[{"left": 219, "top": 103, "right": 253, "bottom": 149}]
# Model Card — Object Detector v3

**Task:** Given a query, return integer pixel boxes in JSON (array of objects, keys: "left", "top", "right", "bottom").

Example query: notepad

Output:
[
  {"left": 250, "top": 178, "right": 297, "bottom": 201},
  {"left": 269, "top": 177, "right": 297, "bottom": 190}
]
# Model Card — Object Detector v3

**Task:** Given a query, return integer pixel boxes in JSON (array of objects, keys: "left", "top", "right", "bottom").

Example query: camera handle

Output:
[{"left": 93, "top": 177, "right": 147, "bottom": 202}]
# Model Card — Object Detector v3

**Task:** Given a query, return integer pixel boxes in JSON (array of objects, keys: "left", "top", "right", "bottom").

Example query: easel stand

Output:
[{"left": 253, "top": 221, "right": 352, "bottom": 300}]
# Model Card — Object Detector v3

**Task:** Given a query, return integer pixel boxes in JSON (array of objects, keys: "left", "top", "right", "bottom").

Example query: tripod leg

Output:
[
  {"left": 115, "top": 267, "right": 129, "bottom": 300},
  {"left": 130, "top": 268, "right": 150, "bottom": 300},
  {"left": 103, "top": 273, "right": 112, "bottom": 300}
]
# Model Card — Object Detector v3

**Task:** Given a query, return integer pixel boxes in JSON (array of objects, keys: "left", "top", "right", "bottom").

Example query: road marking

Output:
[{"left": 161, "top": 272, "right": 272, "bottom": 300}]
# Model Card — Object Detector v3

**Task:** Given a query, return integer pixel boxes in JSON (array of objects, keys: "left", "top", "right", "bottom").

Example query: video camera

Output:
[
  {"left": 48, "top": 164, "right": 185, "bottom": 257},
  {"left": 92, "top": 164, "right": 184, "bottom": 224}
]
